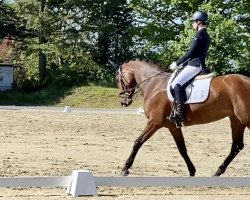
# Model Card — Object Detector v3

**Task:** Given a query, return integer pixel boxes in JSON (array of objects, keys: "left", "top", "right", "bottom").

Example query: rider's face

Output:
[{"left": 192, "top": 20, "right": 198, "bottom": 30}]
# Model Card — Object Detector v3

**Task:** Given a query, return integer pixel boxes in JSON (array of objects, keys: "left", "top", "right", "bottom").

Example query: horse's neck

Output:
[
  {"left": 134, "top": 66, "right": 160, "bottom": 82},
  {"left": 134, "top": 66, "right": 165, "bottom": 97}
]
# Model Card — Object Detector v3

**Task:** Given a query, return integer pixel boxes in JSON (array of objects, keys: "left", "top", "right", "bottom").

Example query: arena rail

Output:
[{"left": 1, "top": 170, "right": 250, "bottom": 197}]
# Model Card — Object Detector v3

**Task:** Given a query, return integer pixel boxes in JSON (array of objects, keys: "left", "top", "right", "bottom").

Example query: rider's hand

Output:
[{"left": 170, "top": 62, "right": 178, "bottom": 71}]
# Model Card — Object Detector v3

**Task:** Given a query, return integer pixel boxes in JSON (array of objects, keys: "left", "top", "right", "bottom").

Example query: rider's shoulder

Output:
[
  {"left": 197, "top": 28, "right": 208, "bottom": 35},
  {"left": 195, "top": 28, "right": 209, "bottom": 39}
]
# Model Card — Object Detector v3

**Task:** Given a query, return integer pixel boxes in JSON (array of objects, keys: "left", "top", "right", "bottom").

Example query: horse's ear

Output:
[{"left": 108, "top": 60, "right": 120, "bottom": 70}]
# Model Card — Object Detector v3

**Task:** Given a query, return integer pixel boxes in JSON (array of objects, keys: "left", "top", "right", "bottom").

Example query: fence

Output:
[{"left": 1, "top": 170, "right": 250, "bottom": 197}]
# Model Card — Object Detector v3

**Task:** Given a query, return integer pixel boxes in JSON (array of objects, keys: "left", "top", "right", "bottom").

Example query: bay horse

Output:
[{"left": 110, "top": 59, "right": 250, "bottom": 177}]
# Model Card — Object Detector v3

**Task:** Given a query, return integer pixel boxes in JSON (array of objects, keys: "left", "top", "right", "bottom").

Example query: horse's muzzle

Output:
[{"left": 121, "top": 97, "right": 133, "bottom": 107}]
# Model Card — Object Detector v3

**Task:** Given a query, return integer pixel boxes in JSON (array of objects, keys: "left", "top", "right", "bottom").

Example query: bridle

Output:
[
  {"left": 116, "top": 67, "right": 135, "bottom": 102},
  {"left": 116, "top": 66, "right": 167, "bottom": 104}
]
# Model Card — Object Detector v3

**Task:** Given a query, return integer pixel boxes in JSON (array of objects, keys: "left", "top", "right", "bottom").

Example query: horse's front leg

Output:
[
  {"left": 169, "top": 127, "right": 196, "bottom": 176},
  {"left": 121, "top": 120, "right": 160, "bottom": 176}
]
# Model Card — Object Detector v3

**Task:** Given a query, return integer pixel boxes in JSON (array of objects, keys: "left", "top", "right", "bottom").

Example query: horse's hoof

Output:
[
  {"left": 213, "top": 168, "right": 223, "bottom": 176},
  {"left": 121, "top": 169, "right": 130, "bottom": 176},
  {"left": 189, "top": 168, "right": 196, "bottom": 176},
  {"left": 213, "top": 173, "right": 220, "bottom": 176}
]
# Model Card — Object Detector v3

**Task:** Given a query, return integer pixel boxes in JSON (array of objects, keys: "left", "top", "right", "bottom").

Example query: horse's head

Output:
[
  {"left": 115, "top": 64, "right": 137, "bottom": 107},
  {"left": 114, "top": 63, "right": 137, "bottom": 107},
  {"left": 109, "top": 59, "right": 165, "bottom": 107}
]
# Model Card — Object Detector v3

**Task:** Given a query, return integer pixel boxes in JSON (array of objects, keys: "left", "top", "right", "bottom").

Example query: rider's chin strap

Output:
[{"left": 196, "top": 21, "right": 203, "bottom": 31}]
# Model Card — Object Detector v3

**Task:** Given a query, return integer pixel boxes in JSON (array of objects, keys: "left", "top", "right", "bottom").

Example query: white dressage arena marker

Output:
[
  {"left": 63, "top": 106, "right": 71, "bottom": 112},
  {"left": 137, "top": 107, "right": 145, "bottom": 115},
  {"left": 1, "top": 170, "right": 250, "bottom": 197},
  {"left": 67, "top": 170, "right": 98, "bottom": 197},
  {"left": 66, "top": 170, "right": 250, "bottom": 197},
  {"left": 0, "top": 176, "right": 71, "bottom": 187}
]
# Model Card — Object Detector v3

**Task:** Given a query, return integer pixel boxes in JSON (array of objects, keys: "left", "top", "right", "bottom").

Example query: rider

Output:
[{"left": 169, "top": 10, "right": 210, "bottom": 123}]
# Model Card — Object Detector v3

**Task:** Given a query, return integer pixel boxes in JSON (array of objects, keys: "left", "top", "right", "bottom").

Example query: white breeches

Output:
[{"left": 171, "top": 64, "right": 202, "bottom": 88}]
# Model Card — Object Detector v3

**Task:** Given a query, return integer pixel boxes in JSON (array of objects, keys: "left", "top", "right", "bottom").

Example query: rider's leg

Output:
[
  {"left": 173, "top": 84, "right": 186, "bottom": 122},
  {"left": 171, "top": 64, "right": 202, "bottom": 87},
  {"left": 170, "top": 64, "right": 202, "bottom": 122}
]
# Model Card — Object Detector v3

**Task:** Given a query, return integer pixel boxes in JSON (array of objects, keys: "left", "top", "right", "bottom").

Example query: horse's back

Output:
[
  {"left": 213, "top": 74, "right": 250, "bottom": 93},
  {"left": 183, "top": 74, "right": 250, "bottom": 125}
]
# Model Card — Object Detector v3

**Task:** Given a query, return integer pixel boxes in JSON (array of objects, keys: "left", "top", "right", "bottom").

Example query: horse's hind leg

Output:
[
  {"left": 121, "top": 120, "right": 160, "bottom": 176},
  {"left": 169, "top": 127, "right": 196, "bottom": 176},
  {"left": 214, "top": 115, "right": 246, "bottom": 176}
]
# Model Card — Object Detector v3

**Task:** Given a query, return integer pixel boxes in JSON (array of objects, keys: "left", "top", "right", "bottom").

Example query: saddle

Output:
[
  {"left": 167, "top": 70, "right": 215, "bottom": 104},
  {"left": 167, "top": 69, "right": 215, "bottom": 128}
]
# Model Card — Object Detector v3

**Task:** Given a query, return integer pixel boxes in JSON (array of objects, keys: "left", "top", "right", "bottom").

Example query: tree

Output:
[
  {"left": 84, "top": 0, "right": 134, "bottom": 64},
  {"left": 10, "top": 0, "right": 114, "bottom": 86},
  {"left": 129, "top": 0, "right": 249, "bottom": 75},
  {"left": 10, "top": 0, "right": 135, "bottom": 87},
  {"left": 12, "top": 0, "right": 50, "bottom": 84},
  {"left": 199, "top": 0, "right": 249, "bottom": 74},
  {"left": 5, "top": 0, "right": 249, "bottom": 90},
  {"left": 0, "top": 37, "right": 15, "bottom": 62},
  {"left": 0, "top": 1, "right": 16, "bottom": 39},
  {"left": 0, "top": 0, "right": 34, "bottom": 40}
]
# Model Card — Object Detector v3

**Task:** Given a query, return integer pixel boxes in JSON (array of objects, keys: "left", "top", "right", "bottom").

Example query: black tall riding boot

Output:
[{"left": 173, "top": 84, "right": 185, "bottom": 122}]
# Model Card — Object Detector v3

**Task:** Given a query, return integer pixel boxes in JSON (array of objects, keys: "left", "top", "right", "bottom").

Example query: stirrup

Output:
[
  {"left": 169, "top": 114, "right": 184, "bottom": 123},
  {"left": 168, "top": 113, "right": 184, "bottom": 128},
  {"left": 167, "top": 103, "right": 184, "bottom": 128}
]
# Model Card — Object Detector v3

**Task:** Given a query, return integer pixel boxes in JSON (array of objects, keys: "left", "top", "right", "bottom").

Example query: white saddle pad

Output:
[{"left": 167, "top": 73, "right": 213, "bottom": 104}]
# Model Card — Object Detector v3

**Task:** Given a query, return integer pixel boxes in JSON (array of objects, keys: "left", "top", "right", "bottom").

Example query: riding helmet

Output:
[{"left": 191, "top": 11, "right": 208, "bottom": 23}]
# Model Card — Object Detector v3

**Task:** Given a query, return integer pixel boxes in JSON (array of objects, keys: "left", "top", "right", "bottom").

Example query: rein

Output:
[{"left": 132, "top": 71, "right": 167, "bottom": 95}]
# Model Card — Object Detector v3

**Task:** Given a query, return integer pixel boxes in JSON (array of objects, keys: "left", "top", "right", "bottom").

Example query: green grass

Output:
[{"left": 0, "top": 85, "right": 143, "bottom": 108}]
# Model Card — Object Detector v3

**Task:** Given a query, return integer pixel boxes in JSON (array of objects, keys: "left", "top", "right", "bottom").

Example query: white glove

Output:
[{"left": 170, "top": 62, "right": 178, "bottom": 71}]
